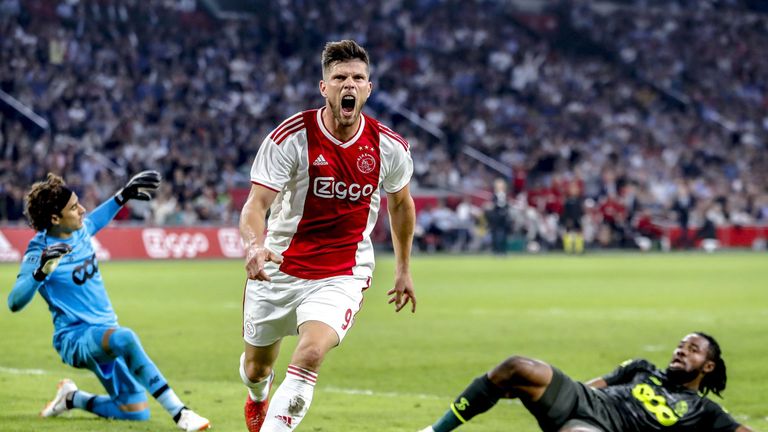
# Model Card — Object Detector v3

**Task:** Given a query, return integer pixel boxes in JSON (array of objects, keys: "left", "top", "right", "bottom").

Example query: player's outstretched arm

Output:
[
  {"left": 735, "top": 425, "right": 753, "bottom": 431},
  {"left": 386, "top": 184, "right": 416, "bottom": 313},
  {"left": 86, "top": 171, "right": 163, "bottom": 234},
  {"left": 240, "top": 183, "right": 281, "bottom": 281},
  {"left": 114, "top": 170, "right": 161, "bottom": 205}
]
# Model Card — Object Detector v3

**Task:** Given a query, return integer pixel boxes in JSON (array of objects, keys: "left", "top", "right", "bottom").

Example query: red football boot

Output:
[
  {"left": 244, "top": 373, "right": 273, "bottom": 432},
  {"left": 244, "top": 396, "right": 270, "bottom": 432}
]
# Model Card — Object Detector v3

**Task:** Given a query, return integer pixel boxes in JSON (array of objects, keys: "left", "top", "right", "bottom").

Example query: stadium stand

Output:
[{"left": 1, "top": 0, "right": 766, "bottom": 252}]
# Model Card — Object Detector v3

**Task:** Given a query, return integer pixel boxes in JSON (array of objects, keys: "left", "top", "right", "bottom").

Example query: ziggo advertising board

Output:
[{"left": 0, "top": 227, "right": 245, "bottom": 262}]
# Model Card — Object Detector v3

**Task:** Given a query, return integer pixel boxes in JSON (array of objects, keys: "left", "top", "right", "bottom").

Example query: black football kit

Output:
[{"left": 524, "top": 359, "right": 740, "bottom": 432}]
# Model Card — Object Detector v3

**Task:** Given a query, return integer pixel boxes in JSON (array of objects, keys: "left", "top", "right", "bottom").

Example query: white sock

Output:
[
  {"left": 156, "top": 387, "right": 185, "bottom": 417},
  {"left": 261, "top": 364, "right": 318, "bottom": 431},
  {"left": 240, "top": 352, "right": 273, "bottom": 402}
]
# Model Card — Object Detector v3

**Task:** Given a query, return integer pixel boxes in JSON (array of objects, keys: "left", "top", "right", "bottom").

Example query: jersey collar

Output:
[{"left": 316, "top": 107, "right": 365, "bottom": 149}]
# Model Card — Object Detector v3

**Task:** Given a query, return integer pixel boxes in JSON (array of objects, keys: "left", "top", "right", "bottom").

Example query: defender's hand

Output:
[
  {"left": 114, "top": 170, "right": 161, "bottom": 205},
  {"left": 33, "top": 243, "right": 73, "bottom": 281}
]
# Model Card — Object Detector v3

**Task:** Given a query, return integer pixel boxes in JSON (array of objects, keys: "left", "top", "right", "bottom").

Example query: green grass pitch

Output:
[{"left": 1, "top": 253, "right": 766, "bottom": 431}]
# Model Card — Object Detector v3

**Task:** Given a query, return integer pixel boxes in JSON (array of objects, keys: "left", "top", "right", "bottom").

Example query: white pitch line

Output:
[
  {"left": 320, "top": 387, "right": 520, "bottom": 405},
  {"left": 0, "top": 366, "right": 48, "bottom": 375},
  {"left": 321, "top": 386, "right": 443, "bottom": 400},
  {"left": 0, "top": 365, "right": 90, "bottom": 377}
]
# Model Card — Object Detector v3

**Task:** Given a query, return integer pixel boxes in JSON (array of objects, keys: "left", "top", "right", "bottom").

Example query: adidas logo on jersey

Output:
[{"left": 313, "top": 154, "right": 329, "bottom": 166}]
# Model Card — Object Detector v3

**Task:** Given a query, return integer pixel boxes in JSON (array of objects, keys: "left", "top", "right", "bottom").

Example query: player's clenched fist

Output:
[
  {"left": 33, "top": 243, "right": 73, "bottom": 281},
  {"left": 244, "top": 246, "right": 283, "bottom": 281}
]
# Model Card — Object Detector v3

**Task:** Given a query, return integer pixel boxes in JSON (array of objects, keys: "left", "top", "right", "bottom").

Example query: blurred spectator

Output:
[
  {"left": 561, "top": 181, "right": 585, "bottom": 254},
  {"left": 430, "top": 199, "right": 458, "bottom": 252},
  {"left": 0, "top": 0, "right": 764, "bottom": 254},
  {"left": 454, "top": 196, "right": 482, "bottom": 252},
  {"left": 672, "top": 181, "right": 696, "bottom": 249},
  {"left": 633, "top": 208, "right": 664, "bottom": 251},
  {"left": 485, "top": 178, "right": 511, "bottom": 255}
]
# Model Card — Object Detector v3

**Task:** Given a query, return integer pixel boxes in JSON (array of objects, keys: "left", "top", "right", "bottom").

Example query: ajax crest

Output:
[
  {"left": 245, "top": 321, "right": 256, "bottom": 338},
  {"left": 357, "top": 154, "right": 376, "bottom": 174}
]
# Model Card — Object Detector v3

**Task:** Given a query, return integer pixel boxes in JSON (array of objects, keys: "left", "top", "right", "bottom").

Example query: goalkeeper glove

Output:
[
  {"left": 114, "top": 170, "right": 161, "bottom": 205},
  {"left": 33, "top": 243, "right": 73, "bottom": 281}
]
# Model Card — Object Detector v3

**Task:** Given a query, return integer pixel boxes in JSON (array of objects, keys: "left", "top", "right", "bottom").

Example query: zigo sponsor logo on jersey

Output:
[{"left": 313, "top": 177, "right": 375, "bottom": 201}]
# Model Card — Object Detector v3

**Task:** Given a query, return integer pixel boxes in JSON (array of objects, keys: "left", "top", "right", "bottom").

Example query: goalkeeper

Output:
[{"left": 7, "top": 172, "right": 210, "bottom": 431}]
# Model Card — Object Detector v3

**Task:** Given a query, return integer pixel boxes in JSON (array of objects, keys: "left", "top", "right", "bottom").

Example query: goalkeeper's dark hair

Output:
[
  {"left": 24, "top": 173, "right": 69, "bottom": 232},
  {"left": 695, "top": 331, "right": 727, "bottom": 398},
  {"left": 321, "top": 40, "right": 369, "bottom": 76}
]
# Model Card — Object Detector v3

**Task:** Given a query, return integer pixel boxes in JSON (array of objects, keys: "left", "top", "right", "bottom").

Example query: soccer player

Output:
[
  {"left": 419, "top": 332, "right": 752, "bottom": 432},
  {"left": 7, "top": 172, "right": 210, "bottom": 431},
  {"left": 239, "top": 39, "right": 417, "bottom": 431},
  {"left": 561, "top": 181, "right": 585, "bottom": 254}
]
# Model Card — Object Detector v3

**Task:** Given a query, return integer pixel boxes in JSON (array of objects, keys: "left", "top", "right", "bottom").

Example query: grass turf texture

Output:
[{"left": 0, "top": 253, "right": 766, "bottom": 431}]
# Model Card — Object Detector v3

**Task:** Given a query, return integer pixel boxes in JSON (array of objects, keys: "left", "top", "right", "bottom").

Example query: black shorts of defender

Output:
[{"left": 521, "top": 367, "right": 611, "bottom": 432}]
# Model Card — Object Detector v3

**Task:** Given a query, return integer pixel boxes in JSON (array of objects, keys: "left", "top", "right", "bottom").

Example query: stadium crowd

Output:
[{"left": 1, "top": 0, "right": 766, "bottom": 251}]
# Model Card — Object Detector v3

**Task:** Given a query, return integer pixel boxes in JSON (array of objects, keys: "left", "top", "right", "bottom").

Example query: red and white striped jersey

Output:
[{"left": 250, "top": 107, "right": 413, "bottom": 280}]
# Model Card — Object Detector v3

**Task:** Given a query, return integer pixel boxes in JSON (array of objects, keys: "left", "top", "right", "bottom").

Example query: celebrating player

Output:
[
  {"left": 7, "top": 172, "right": 210, "bottom": 431},
  {"left": 419, "top": 332, "right": 752, "bottom": 432},
  {"left": 239, "top": 39, "right": 417, "bottom": 431}
]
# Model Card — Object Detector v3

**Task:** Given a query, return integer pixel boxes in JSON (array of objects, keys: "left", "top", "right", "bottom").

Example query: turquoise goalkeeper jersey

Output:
[{"left": 8, "top": 198, "right": 122, "bottom": 338}]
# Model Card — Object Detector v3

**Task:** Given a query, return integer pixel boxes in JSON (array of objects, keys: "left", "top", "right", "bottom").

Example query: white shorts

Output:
[{"left": 242, "top": 274, "right": 370, "bottom": 347}]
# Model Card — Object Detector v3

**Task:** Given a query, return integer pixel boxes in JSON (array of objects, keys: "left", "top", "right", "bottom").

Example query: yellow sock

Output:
[
  {"left": 563, "top": 233, "right": 574, "bottom": 253},
  {"left": 574, "top": 233, "right": 584, "bottom": 254}
]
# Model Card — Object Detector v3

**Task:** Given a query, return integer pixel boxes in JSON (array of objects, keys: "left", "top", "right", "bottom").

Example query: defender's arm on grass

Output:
[
  {"left": 386, "top": 183, "right": 416, "bottom": 313},
  {"left": 240, "top": 183, "right": 282, "bottom": 281}
]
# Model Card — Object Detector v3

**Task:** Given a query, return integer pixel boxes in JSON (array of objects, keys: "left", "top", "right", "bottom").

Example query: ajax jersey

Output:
[{"left": 250, "top": 108, "right": 413, "bottom": 280}]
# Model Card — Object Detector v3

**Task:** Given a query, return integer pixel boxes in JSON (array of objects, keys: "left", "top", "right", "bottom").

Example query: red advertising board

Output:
[
  {"left": 1, "top": 224, "right": 765, "bottom": 262},
  {"left": 663, "top": 226, "right": 768, "bottom": 248},
  {"left": 0, "top": 226, "right": 245, "bottom": 262}
]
